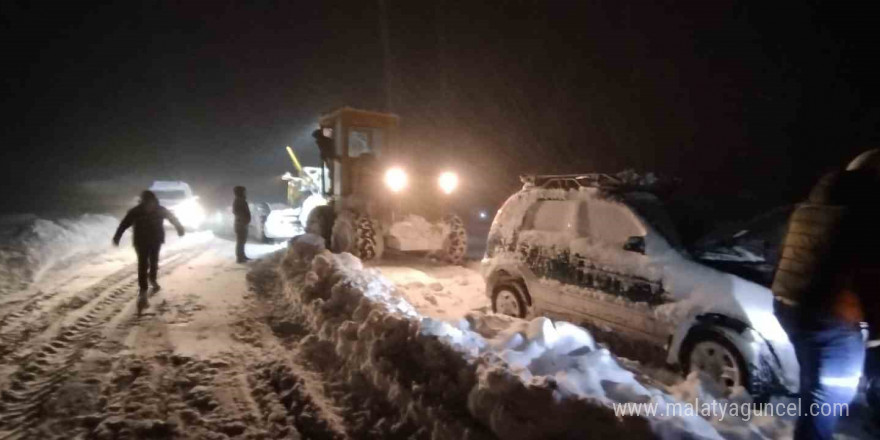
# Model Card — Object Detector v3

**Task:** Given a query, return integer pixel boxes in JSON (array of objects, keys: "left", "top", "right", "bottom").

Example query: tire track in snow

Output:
[
  {"left": 0, "top": 249, "right": 192, "bottom": 361},
  {"left": 237, "top": 260, "right": 418, "bottom": 439},
  {"left": 0, "top": 272, "right": 85, "bottom": 323},
  {"left": 0, "top": 249, "right": 160, "bottom": 329},
  {"left": 0, "top": 248, "right": 205, "bottom": 439}
]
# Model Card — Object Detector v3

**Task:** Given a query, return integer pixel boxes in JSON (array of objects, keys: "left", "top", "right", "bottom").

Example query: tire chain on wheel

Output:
[
  {"left": 442, "top": 214, "right": 467, "bottom": 265},
  {"left": 354, "top": 214, "right": 379, "bottom": 261}
]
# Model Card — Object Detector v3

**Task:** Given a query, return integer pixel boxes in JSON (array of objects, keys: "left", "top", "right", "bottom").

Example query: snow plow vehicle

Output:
[
  {"left": 481, "top": 172, "right": 799, "bottom": 398},
  {"left": 305, "top": 107, "right": 467, "bottom": 263},
  {"left": 282, "top": 160, "right": 328, "bottom": 234}
]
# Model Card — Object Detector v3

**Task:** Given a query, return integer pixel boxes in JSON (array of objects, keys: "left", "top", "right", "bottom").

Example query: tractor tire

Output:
[
  {"left": 441, "top": 214, "right": 468, "bottom": 265},
  {"left": 306, "top": 205, "right": 335, "bottom": 250},
  {"left": 354, "top": 214, "right": 382, "bottom": 261}
]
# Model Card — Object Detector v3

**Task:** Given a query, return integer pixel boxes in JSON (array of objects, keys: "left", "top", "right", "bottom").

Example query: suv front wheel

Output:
[
  {"left": 680, "top": 329, "right": 749, "bottom": 394},
  {"left": 492, "top": 282, "right": 529, "bottom": 318}
]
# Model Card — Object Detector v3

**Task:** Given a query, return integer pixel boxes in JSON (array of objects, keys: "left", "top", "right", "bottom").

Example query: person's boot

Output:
[
  {"left": 137, "top": 289, "right": 149, "bottom": 316},
  {"left": 150, "top": 280, "right": 161, "bottom": 294}
]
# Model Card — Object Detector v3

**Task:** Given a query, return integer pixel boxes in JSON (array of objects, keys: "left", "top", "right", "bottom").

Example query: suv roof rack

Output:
[
  {"left": 519, "top": 173, "right": 625, "bottom": 190},
  {"left": 520, "top": 171, "right": 676, "bottom": 192}
]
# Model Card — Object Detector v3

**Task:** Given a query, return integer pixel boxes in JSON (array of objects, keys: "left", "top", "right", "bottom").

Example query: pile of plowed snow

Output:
[
  {"left": 0, "top": 214, "right": 118, "bottom": 294},
  {"left": 278, "top": 234, "right": 790, "bottom": 440}
]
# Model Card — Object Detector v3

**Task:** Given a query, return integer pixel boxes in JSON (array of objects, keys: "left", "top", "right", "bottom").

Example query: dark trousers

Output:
[
  {"left": 776, "top": 302, "right": 865, "bottom": 440},
  {"left": 235, "top": 223, "right": 248, "bottom": 261},
  {"left": 135, "top": 243, "right": 161, "bottom": 292}
]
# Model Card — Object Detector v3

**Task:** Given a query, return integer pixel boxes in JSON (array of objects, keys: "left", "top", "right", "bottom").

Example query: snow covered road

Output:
[
  {"left": 2, "top": 226, "right": 878, "bottom": 439},
  {"left": 0, "top": 231, "right": 495, "bottom": 440},
  {"left": 368, "top": 253, "right": 490, "bottom": 321},
  {"left": 0, "top": 233, "right": 345, "bottom": 439}
]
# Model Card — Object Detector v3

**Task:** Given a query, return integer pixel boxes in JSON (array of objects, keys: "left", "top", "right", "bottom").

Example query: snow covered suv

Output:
[{"left": 480, "top": 173, "right": 799, "bottom": 397}]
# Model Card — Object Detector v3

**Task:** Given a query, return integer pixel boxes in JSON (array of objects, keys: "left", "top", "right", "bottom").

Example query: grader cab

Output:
[{"left": 305, "top": 107, "right": 467, "bottom": 263}]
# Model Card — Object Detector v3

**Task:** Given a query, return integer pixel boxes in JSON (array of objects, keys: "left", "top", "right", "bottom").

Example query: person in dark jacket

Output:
[
  {"left": 312, "top": 128, "right": 334, "bottom": 194},
  {"left": 773, "top": 149, "right": 880, "bottom": 440},
  {"left": 113, "top": 190, "right": 185, "bottom": 311},
  {"left": 233, "top": 186, "right": 251, "bottom": 263}
]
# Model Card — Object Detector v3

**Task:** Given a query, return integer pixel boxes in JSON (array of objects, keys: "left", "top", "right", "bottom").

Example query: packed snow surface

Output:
[
  {"left": 386, "top": 214, "right": 448, "bottom": 251},
  {"left": 371, "top": 256, "right": 490, "bottom": 321},
  {"left": 2, "top": 221, "right": 875, "bottom": 439}
]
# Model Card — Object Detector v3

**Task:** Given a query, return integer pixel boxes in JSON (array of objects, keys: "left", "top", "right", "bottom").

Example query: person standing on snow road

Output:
[
  {"left": 113, "top": 190, "right": 185, "bottom": 311},
  {"left": 233, "top": 186, "right": 251, "bottom": 263},
  {"left": 772, "top": 149, "right": 880, "bottom": 440}
]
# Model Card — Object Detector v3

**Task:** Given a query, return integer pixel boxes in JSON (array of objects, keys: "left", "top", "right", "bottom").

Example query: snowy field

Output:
[{"left": 0, "top": 214, "right": 877, "bottom": 439}]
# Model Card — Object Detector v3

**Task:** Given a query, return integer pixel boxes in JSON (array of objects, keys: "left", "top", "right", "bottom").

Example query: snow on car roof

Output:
[
  {"left": 502, "top": 185, "right": 684, "bottom": 249},
  {"left": 149, "top": 180, "right": 191, "bottom": 190}
]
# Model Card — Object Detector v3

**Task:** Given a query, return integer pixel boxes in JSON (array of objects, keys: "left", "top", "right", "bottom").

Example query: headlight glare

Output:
[
  {"left": 385, "top": 167, "right": 408, "bottom": 193},
  {"left": 438, "top": 171, "right": 459, "bottom": 194},
  {"left": 174, "top": 199, "right": 205, "bottom": 228}
]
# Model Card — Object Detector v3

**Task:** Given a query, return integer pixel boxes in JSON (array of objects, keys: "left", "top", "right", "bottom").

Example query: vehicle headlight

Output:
[
  {"left": 438, "top": 171, "right": 458, "bottom": 194},
  {"left": 384, "top": 167, "right": 408, "bottom": 193},
  {"left": 174, "top": 199, "right": 205, "bottom": 226}
]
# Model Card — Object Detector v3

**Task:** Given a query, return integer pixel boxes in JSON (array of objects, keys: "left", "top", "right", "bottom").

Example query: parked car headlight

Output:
[
  {"left": 438, "top": 171, "right": 459, "bottom": 195},
  {"left": 385, "top": 167, "right": 408, "bottom": 193},
  {"left": 173, "top": 199, "right": 205, "bottom": 227}
]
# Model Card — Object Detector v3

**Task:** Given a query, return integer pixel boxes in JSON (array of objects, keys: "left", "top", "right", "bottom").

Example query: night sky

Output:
[{"left": 2, "top": 0, "right": 879, "bottom": 221}]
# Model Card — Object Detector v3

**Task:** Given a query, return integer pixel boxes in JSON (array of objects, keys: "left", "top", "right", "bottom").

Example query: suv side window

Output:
[
  {"left": 522, "top": 200, "right": 578, "bottom": 233},
  {"left": 587, "top": 199, "right": 645, "bottom": 247},
  {"left": 576, "top": 201, "right": 590, "bottom": 237}
]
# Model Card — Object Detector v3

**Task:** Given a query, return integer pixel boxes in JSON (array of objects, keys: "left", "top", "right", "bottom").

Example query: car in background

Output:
[
  {"left": 208, "top": 201, "right": 302, "bottom": 243},
  {"left": 480, "top": 173, "right": 799, "bottom": 398},
  {"left": 149, "top": 181, "right": 205, "bottom": 230}
]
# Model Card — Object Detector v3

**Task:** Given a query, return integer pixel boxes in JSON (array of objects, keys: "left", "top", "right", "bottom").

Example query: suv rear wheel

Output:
[{"left": 492, "top": 282, "right": 529, "bottom": 318}]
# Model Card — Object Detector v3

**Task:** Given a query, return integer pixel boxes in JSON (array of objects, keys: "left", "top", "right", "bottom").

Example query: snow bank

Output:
[
  {"left": 386, "top": 214, "right": 448, "bottom": 251},
  {"left": 0, "top": 214, "right": 118, "bottom": 294},
  {"left": 277, "top": 234, "right": 735, "bottom": 440}
]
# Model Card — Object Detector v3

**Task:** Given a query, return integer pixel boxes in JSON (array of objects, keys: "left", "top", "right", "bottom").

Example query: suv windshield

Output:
[
  {"left": 153, "top": 189, "right": 187, "bottom": 200},
  {"left": 690, "top": 205, "right": 793, "bottom": 287},
  {"left": 619, "top": 192, "right": 683, "bottom": 249}
]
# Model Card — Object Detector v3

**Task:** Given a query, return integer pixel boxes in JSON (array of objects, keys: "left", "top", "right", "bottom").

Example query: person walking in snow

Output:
[
  {"left": 113, "top": 190, "right": 185, "bottom": 313},
  {"left": 772, "top": 149, "right": 880, "bottom": 440},
  {"left": 233, "top": 186, "right": 251, "bottom": 263}
]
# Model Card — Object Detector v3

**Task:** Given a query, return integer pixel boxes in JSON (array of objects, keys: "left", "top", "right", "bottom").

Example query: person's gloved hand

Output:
[
  {"left": 112, "top": 237, "right": 120, "bottom": 247},
  {"left": 178, "top": 229, "right": 185, "bottom": 238}
]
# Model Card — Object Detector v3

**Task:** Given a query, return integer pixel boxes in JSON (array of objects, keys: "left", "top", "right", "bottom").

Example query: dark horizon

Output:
[{"left": 3, "top": 0, "right": 879, "bottom": 221}]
